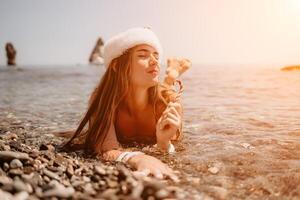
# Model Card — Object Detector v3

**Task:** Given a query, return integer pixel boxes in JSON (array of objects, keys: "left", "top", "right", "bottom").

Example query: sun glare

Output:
[{"left": 287, "top": 0, "right": 300, "bottom": 15}]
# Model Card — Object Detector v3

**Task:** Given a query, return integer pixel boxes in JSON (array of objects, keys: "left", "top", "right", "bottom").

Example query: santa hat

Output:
[{"left": 103, "top": 27, "right": 163, "bottom": 68}]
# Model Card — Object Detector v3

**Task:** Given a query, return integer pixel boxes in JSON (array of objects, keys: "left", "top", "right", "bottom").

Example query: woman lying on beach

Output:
[{"left": 61, "top": 27, "right": 184, "bottom": 181}]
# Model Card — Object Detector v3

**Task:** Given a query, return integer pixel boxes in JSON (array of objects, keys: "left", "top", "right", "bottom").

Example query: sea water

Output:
[{"left": 1, "top": 64, "right": 299, "bottom": 198}]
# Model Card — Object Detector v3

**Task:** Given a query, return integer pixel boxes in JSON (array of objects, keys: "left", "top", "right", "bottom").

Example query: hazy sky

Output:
[{"left": 0, "top": 0, "right": 300, "bottom": 66}]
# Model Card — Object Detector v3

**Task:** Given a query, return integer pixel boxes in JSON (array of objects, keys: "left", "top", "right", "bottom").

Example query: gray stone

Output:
[
  {"left": 0, "top": 151, "right": 30, "bottom": 161},
  {"left": 0, "top": 189, "right": 14, "bottom": 200},
  {"left": 82, "top": 176, "right": 91, "bottom": 183},
  {"left": 14, "top": 191, "right": 29, "bottom": 200},
  {"left": 66, "top": 164, "right": 74, "bottom": 177},
  {"left": 21, "top": 173, "right": 34, "bottom": 181},
  {"left": 107, "top": 180, "right": 118, "bottom": 188},
  {"left": 10, "top": 159, "right": 23, "bottom": 169},
  {"left": 29, "top": 149, "right": 39, "bottom": 158},
  {"left": 43, "top": 180, "right": 75, "bottom": 198},
  {"left": 155, "top": 189, "right": 170, "bottom": 199},
  {"left": 0, "top": 176, "right": 13, "bottom": 185},
  {"left": 206, "top": 186, "right": 228, "bottom": 200},
  {"left": 35, "top": 187, "right": 43, "bottom": 198},
  {"left": 13, "top": 179, "right": 33, "bottom": 193},
  {"left": 0, "top": 168, "right": 5, "bottom": 176},
  {"left": 0, "top": 141, "right": 11, "bottom": 151},
  {"left": 83, "top": 183, "right": 96, "bottom": 195},
  {"left": 99, "top": 188, "right": 118, "bottom": 199},
  {"left": 94, "top": 165, "right": 106, "bottom": 175},
  {"left": 4, "top": 133, "right": 18, "bottom": 140},
  {"left": 3, "top": 162, "right": 10, "bottom": 171},
  {"left": 208, "top": 166, "right": 219, "bottom": 174},
  {"left": 43, "top": 175, "right": 50, "bottom": 183},
  {"left": 22, "top": 173, "right": 43, "bottom": 187},
  {"left": 74, "top": 166, "right": 84, "bottom": 176},
  {"left": 39, "top": 144, "right": 55, "bottom": 152},
  {"left": 8, "top": 168, "right": 23, "bottom": 176},
  {"left": 43, "top": 169, "right": 60, "bottom": 180}
]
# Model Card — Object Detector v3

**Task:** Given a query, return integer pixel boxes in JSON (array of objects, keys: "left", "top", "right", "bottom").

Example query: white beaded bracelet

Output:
[{"left": 116, "top": 151, "right": 145, "bottom": 163}]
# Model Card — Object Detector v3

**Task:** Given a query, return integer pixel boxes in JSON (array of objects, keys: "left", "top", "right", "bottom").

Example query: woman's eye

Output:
[{"left": 138, "top": 55, "right": 147, "bottom": 58}]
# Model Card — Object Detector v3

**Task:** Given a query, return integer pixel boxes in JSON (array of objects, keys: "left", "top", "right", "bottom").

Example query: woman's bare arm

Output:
[
  {"left": 171, "top": 101, "right": 184, "bottom": 141},
  {"left": 156, "top": 101, "right": 183, "bottom": 151},
  {"left": 100, "top": 122, "right": 178, "bottom": 180}
]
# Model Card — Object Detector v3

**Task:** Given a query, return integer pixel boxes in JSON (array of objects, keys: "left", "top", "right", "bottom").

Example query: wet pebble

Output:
[
  {"left": 3, "top": 133, "right": 18, "bottom": 140},
  {"left": 43, "top": 180, "right": 75, "bottom": 198},
  {"left": 0, "top": 131, "right": 184, "bottom": 199},
  {"left": 83, "top": 183, "right": 96, "bottom": 195},
  {"left": 8, "top": 168, "right": 23, "bottom": 176},
  {"left": 0, "top": 189, "right": 13, "bottom": 200},
  {"left": 107, "top": 179, "right": 119, "bottom": 188},
  {"left": 13, "top": 179, "right": 33, "bottom": 193},
  {"left": 66, "top": 164, "right": 74, "bottom": 177},
  {"left": 3, "top": 162, "right": 10, "bottom": 171},
  {"left": 39, "top": 144, "right": 55, "bottom": 151},
  {"left": 155, "top": 188, "right": 170, "bottom": 199},
  {"left": 14, "top": 191, "right": 29, "bottom": 200},
  {"left": 0, "top": 151, "right": 30, "bottom": 161},
  {"left": 29, "top": 149, "right": 40, "bottom": 158},
  {"left": 241, "top": 142, "right": 255, "bottom": 149},
  {"left": 208, "top": 166, "right": 219, "bottom": 174},
  {"left": 43, "top": 169, "right": 60, "bottom": 180},
  {"left": 10, "top": 159, "right": 23, "bottom": 169},
  {"left": 206, "top": 185, "right": 228, "bottom": 200},
  {"left": 188, "top": 177, "right": 201, "bottom": 185},
  {"left": 94, "top": 165, "right": 106, "bottom": 175},
  {"left": 100, "top": 188, "right": 118, "bottom": 198},
  {"left": 0, "top": 176, "right": 13, "bottom": 185},
  {"left": 0, "top": 141, "right": 11, "bottom": 151}
]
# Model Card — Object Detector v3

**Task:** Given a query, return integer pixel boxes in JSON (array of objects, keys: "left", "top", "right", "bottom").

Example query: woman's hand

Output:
[
  {"left": 156, "top": 102, "right": 182, "bottom": 149},
  {"left": 128, "top": 154, "right": 179, "bottom": 182}
]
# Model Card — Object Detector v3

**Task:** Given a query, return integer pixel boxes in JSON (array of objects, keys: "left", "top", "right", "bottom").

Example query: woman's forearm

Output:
[
  {"left": 102, "top": 150, "right": 145, "bottom": 169},
  {"left": 156, "top": 127, "right": 177, "bottom": 151},
  {"left": 102, "top": 150, "right": 123, "bottom": 161},
  {"left": 157, "top": 139, "right": 171, "bottom": 151},
  {"left": 103, "top": 150, "right": 178, "bottom": 180}
]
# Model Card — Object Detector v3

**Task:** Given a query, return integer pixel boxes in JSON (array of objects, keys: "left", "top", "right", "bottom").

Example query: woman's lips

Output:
[{"left": 148, "top": 70, "right": 159, "bottom": 76}]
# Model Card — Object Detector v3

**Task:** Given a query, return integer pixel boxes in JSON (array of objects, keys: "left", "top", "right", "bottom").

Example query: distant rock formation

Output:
[
  {"left": 89, "top": 37, "right": 104, "bottom": 65},
  {"left": 5, "top": 42, "right": 17, "bottom": 66},
  {"left": 281, "top": 65, "right": 300, "bottom": 71}
]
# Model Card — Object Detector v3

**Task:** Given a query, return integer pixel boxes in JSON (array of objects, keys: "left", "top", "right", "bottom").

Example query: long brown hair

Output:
[{"left": 62, "top": 47, "right": 175, "bottom": 155}]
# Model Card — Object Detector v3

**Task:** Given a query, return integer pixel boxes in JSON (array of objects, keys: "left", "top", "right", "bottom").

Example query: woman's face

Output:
[{"left": 130, "top": 44, "right": 160, "bottom": 88}]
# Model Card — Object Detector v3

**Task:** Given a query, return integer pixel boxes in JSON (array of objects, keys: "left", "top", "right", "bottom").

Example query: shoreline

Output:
[
  {"left": 0, "top": 132, "right": 188, "bottom": 200},
  {"left": 0, "top": 114, "right": 205, "bottom": 200}
]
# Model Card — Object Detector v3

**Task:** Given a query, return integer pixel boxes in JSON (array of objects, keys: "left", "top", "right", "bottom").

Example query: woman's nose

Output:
[{"left": 149, "top": 54, "right": 158, "bottom": 65}]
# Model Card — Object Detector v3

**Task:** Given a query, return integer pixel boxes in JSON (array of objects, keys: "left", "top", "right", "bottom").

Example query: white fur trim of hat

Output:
[{"left": 103, "top": 27, "right": 163, "bottom": 68}]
